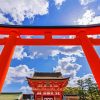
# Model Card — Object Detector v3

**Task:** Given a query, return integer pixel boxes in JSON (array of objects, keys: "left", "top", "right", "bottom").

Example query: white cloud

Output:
[
  {"left": 1, "top": 45, "right": 83, "bottom": 61},
  {"left": 80, "top": 73, "right": 95, "bottom": 81},
  {"left": 0, "top": 46, "right": 28, "bottom": 60},
  {"left": 51, "top": 46, "right": 83, "bottom": 57},
  {"left": 68, "top": 76, "right": 80, "bottom": 87},
  {"left": 52, "top": 46, "right": 95, "bottom": 87},
  {"left": 0, "top": 46, "right": 44, "bottom": 60},
  {"left": 76, "top": 9, "right": 100, "bottom": 38},
  {"left": 0, "top": 0, "right": 49, "bottom": 24},
  {"left": 27, "top": 51, "right": 43, "bottom": 59},
  {"left": 53, "top": 57, "right": 82, "bottom": 77},
  {"left": 27, "top": 46, "right": 83, "bottom": 59},
  {"left": 0, "top": 0, "right": 68, "bottom": 24},
  {"left": 68, "top": 74, "right": 95, "bottom": 87},
  {"left": 54, "top": 0, "right": 66, "bottom": 8},
  {"left": 13, "top": 46, "right": 28, "bottom": 60},
  {"left": 80, "top": 0, "right": 95, "bottom": 5},
  {"left": 51, "top": 50, "right": 60, "bottom": 57},
  {"left": 5, "top": 64, "right": 34, "bottom": 85},
  {"left": 27, "top": 46, "right": 58, "bottom": 59},
  {"left": 76, "top": 9, "right": 100, "bottom": 25},
  {"left": 60, "top": 46, "right": 78, "bottom": 49},
  {"left": 19, "top": 86, "right": 33, "bottom": 94},
  {"left": 0, "top": 13, "right": 10, "bottom": 24},
  {"left": 76, "top": 10, "right": 94, "bottom": 25}
]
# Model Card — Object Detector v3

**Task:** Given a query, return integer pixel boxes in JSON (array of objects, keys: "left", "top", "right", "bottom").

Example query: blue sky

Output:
[{"left": 0, "top": 0, "right": 100, "bottom": 93}]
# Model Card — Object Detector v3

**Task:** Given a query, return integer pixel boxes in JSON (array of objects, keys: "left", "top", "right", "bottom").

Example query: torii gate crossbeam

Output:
[{"left": 0, "top": 24, "right": 100, "bottom": 92}]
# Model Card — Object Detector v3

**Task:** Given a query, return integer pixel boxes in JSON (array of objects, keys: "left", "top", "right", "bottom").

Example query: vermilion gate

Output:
[{"left": 0, "top": 24, "right": 100, "bottom": 92}]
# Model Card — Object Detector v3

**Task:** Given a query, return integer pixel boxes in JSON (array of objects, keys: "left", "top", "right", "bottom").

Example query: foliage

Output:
[
  {"left": 63, "top": 78, "right": 100, "bottom": 100},
  {"left": 63, "top": 87, "right": 79, "bottom": 95},
  {"left": 77, "top": 79, "right": 87, "bottom": 100},
  {"left": 77, "top": 78, "right": 100, "bottom": 100}
]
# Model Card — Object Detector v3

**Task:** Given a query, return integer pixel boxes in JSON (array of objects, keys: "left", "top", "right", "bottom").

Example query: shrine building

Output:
[{"left": 27, "top": 72, "right": 69, "bottom": 100}]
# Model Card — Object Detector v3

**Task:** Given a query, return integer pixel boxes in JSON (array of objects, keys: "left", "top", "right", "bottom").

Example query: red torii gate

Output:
[{"left": 0, "top": 24, "right": 100, "bottom": 92}]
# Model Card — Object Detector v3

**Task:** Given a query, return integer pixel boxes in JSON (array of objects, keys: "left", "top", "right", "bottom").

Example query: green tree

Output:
[
  {"left": 77, "top": 79, "right": 87, "bottom": 100},
  {"left": 85, "top": 78, "right": 94, "bottom": 100},
  {"left": 63, "top": 78, "right": 100, "bottom": 100},
  {"left": 85, "top": 78, "right": 100, "bottom": 100},
  {"left": 77, "top": 78, "right": 100, "bottom": 100},
  {"left": 63, "top": 87, "right": 79, "bottom": 95}
]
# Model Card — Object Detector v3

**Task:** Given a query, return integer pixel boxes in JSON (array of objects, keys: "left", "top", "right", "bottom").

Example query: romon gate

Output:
[{"left": 0, "top": 24, "right": 100, "bottom": 92}]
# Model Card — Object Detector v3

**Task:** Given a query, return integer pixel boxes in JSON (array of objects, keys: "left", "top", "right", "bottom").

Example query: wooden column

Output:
[
  {"left": 60, "top": 91, "right": 63, "bottom": 100},
  {"left": 35, "top": 92, "right": 37, "bottom": 100}
]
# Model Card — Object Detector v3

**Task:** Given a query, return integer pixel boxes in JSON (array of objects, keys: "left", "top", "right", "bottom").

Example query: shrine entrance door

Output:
[{"left": 43, "top": 96, "right": 54, "bottom": 100}]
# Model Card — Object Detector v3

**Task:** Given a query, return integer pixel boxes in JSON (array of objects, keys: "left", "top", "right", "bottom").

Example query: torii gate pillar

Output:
[
  {"left": 0, "top": 32, "right": 19, "bottom": 92},
  {"left": 77, "top": 32, "right": 100, "bottom": 89}
]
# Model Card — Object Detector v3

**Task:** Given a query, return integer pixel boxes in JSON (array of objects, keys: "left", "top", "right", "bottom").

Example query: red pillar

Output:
[
  {"left": 35, "top": 92, "right": 37, "bottom": 100},
  {"left": 60, "top": 91, "right": 63, "bottom": 100},
  {"left": 77, "top": 32, "right": 100, "bottom": 89},
  {"left": 0, "top": 32, "right": 19, "bottom": 92}
]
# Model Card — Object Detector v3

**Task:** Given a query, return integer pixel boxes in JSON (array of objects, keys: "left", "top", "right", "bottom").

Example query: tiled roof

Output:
[
  {"left": 33, "top": 72, "right": 62, "bottom": 77},
  {"left": 27, "top": 72, "right": 69, "bottom": 80},
  {"left": 0, "top": 92, "right": 22, "bottom": 100}
]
